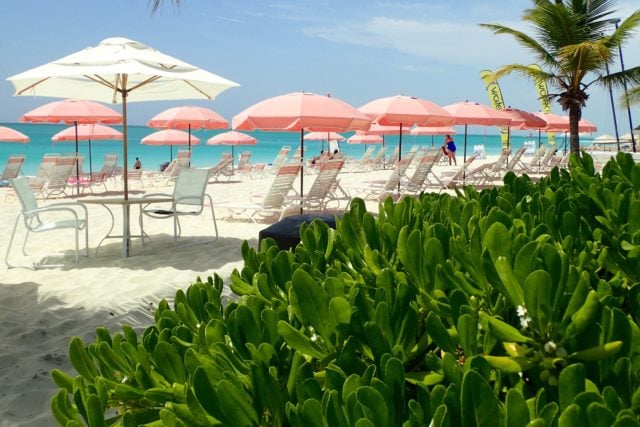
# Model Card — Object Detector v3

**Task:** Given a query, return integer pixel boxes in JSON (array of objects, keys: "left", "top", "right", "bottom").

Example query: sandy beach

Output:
[{"left": 0, "top": 155, "right": 497, "bottom": 426}]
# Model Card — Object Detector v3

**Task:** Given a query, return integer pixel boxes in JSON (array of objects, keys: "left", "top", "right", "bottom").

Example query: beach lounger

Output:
[
  {"left": 437, "top": 154, "right": 479, "bottom": 189},
  {"left": 369, "top": 146, "right": 387, "bottom": 170},
  {"left": 25, "top": 154, "right": 58, "bottom": 197},
  {"left": 140, "top": 168, "right": 217, "bottom": 246},
  {"left": 349, "top": 156, "right": 414, "bottom": 201},
  {"left": 208, "top": 157, "right": 234, "bottom": 182},
  {"left": 216, "top": 160, "right": 302, "bottom": 222},
  {"left": 5, "top": 176, "right": 88, "bottom": 268},
  {"left": 346, "top": 146, "right": 376, "bottom": 172},
  {"left": 43, "top": 156, "right": 76, "bottom": 198},
  {"left": 0, "top": 155, "right": 26, "bottom": 186},
  {"left": 300, "top": 158, "right": 348, "bottom": 210},
  {"left": 403, "top": 148, "right": 443, "bottom": 194},
  {"left": 270, "top": 145, "right": 291, "bottom": 172}
]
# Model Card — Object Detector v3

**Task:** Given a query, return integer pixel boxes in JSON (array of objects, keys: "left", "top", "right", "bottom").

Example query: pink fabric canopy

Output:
[
  {"left": 443, "top": 101, "right": 512, "bottom": 126},
  {"left": 500, "top": 108, "right": 547, "bottom": 129},
  {"left": 147, "top": 106, "right": 228, "bottom": 130},
  {"left": 347, "top": 133, "right": 384, "bottom": 144},
  {"left": 358, "top": 95, "right": 454, "bottom": 127},
  {"left": 207, "top": 131, "right": 257, "bottom": 146},
  {"left": 52, "top": 124, "right": 123, "bottom": 142},
  {"left": 410, "top": 126, "right": 457, "bottom": 136},
  {"left": 364, "top": 122, "right": 411, "bottom": 135},
  {"left": 141, "top": 129, "right": 201, "bottom": 146},
  {"left": 0, "top": 126, "right": 29, "bottom": 143},
  {"left": 303, "top": 131, "right": 345, "bottom": 141},
  {"left": 20, "top": 99, "right": 122, "bottom": 125},
  {"left": 233, "top": 92, "right": 371, "bottom": 132}
]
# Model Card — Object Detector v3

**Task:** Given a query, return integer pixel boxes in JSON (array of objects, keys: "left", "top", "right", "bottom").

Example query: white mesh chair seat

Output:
[
  {"left": 5, "top": 177, "right": 88, "bottom": 268},
  {"left": 140, "top": 168, "right": 217, "bottom": 246}
]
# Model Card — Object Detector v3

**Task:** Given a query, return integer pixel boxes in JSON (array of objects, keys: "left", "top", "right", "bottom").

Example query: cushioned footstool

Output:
[{"left": 258, "top": 214, "right": 338, "bottom": 250}]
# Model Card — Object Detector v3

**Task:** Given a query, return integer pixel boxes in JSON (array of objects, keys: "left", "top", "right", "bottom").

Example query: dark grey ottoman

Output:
[{"left": 258, "top": 214, "right": 338, "bottom": 250}]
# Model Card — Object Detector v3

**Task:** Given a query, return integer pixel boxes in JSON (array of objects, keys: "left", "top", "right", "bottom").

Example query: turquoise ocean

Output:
[{"left": 1, "top": 123, "right": 588, "bottom": 176}]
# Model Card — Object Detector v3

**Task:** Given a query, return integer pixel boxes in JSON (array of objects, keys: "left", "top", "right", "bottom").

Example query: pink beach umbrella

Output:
[
  {"left": 443, "top": 101, "right": 512, "bottom": 161},
  {"left": 347, "top": 133, "right": 384, "bottom": 144},
  {"left": 410, "top": 126, "right": 457, "bottom": 147},
  {"left": 359, "top": 95, "right": 453, "bottom": 162},
  {"left": 207, "top": 130, "right": 257, "bottom": 172},
  {"left": 0, "top": 126, "right": 29, "bottom": 143},
  {"left": 21, "top": 99, "right": 122, "bottom": 193},
  {"left": 52, "top": 124, "right": 123, "bottom": 175},
  {"left": 147, "top": 106, "right": 229, "bottom": 151},
  {"left": 304, "top": 131, "right": 345, "bottom": 153},
  {"left": 141, "top": 129, "right": 200, "bottom": 161},
  {"left": 233, "top": 92, "right": 371, "bottom": 208}
]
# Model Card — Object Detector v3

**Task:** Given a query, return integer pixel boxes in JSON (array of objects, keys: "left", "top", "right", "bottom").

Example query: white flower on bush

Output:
[
  {"left": 516, "top": 305, "right": 532, "bottom": 329},
  {"left": 544, "top": 341, "right": 557, "bottom": 353}
]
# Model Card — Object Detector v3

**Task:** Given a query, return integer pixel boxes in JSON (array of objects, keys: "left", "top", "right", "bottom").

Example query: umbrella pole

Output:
[
  {"left": 382, "top": 135, "right": 386, "bottom": 169},
  {"left": 122, "top": 84, "right": 131, "bottom": 257},
  {"left": 74, "top": 121, "right": 80, "bottom": 195},
  {"left": 300, "top": 128, "right": 304, "bottom": 215},
  {"left": 88, "top": 138, "right": 93, "bottom": 177},
  {"left": 232, "top": 145, "right": 235, "bottom": 174},
  {"left": 463, "top": 125, "right": 468, "bottom": 182},
  {"left": 538, "top": 129, "right": 542, "bottom": 171},
  {"left": 397, "top": 123, "right": 403, "bottom": 192},
  {"left": 188, "top": 124, "right": 192, "bottom": 167}
]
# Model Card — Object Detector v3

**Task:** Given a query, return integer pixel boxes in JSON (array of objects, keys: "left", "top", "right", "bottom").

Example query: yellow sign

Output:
[
  {"left": 480, "top": 70, "right": 510, "bottom": 149},
  {"left": 530, "top": 64, "right": 555, "bottom": 145}
]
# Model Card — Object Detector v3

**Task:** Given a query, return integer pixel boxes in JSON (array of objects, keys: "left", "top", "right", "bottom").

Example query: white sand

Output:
[{"left": 0, "top": 154, "right": 499, "bottom": 426}]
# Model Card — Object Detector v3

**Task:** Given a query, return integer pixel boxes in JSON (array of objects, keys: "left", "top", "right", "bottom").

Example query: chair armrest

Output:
[
  {"left": 141, "top": 192, "right": 172, "bottom": 199},
  {"left": 43, "top": 202, "right": 89, "bottom": 218}
]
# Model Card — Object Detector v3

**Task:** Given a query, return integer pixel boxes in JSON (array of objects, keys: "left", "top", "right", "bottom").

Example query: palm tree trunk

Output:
[{"left": 568, "top": 104, "right": 581, "bottom": 155}]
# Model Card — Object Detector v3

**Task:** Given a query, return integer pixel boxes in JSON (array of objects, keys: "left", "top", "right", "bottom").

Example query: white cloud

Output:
[{"left": 302, "top": 16, "right": 533, "bottom": 68}]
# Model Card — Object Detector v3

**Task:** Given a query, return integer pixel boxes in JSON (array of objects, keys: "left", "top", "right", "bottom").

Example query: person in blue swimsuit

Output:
[{"left": 445, "top": 135, "right": 457, "bottom": 165}]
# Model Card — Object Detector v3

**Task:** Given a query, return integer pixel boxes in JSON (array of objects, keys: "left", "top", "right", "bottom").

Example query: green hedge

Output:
[{"left": 51, "top": 152, "right": 640, "bottom": 426}]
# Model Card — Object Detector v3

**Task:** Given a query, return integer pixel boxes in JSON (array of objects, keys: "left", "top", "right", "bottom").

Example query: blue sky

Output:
[{"left": 1, "top": 0, "right": 638, "bottom": 135}]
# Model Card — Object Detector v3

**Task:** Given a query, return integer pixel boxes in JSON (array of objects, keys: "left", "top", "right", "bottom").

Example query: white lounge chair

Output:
[
  {"left": 403, "top": 148, "right": 443, "bottom": 194},
  {"left": 270, "top": 146, "right": 291, "bottom": 172},
  {"left": 0, "top": 155, "right": 26, "bottom": 186},
  {"left": 216, "top": 161, "right": 302, "bottom": 222},
  {"left": 437, "top": 154, "right": 480, "bottom": 189},
  {"left": 5, "top": 177, "right": 88, "bottom": 268},
  {"left": 140, "top": 168, "right": 217, "bottom": 246},
  {"left": 302, "top": 158, "right": 348, "bottom": 210},
  {"left": 43, "top": 156, "right": 77, "bottom": 198}
]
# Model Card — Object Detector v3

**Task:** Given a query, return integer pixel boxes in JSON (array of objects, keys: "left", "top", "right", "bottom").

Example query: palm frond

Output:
[
  {"left": 624, "top": 86, "right": 640, "bottom": 106},
  {"left": 479, "top": 23, "right": 557, "bottom": 67},
  {"left": 148, "top": 0, "right": 181, "bottom": 14}
]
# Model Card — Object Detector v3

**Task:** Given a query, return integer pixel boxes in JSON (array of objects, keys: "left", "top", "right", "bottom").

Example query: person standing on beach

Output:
[
  {"left": 133, "top": 157, "right": 142, "bottom": 169},
  {"left": 445, "top": 135, "right": 457, "bottom": 165}
]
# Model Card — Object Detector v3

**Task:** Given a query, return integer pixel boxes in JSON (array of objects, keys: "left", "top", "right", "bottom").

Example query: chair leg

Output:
[
  {"left": 210, "top": 204, "right": 218, "bottom": 239},
  {"left": 5, "top": 214, "right": 21, "bottom": 268}
]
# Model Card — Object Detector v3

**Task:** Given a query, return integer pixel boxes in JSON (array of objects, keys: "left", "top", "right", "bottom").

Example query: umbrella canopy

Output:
[
  {"left": 232, "top": 92, "right": 371, "bottom": 208},
  {"left": 0, "top": 126, "right": 29, "bottom": 143},
  {"left": 207, "top": 130, "right": 257, "bottom": 146},
  {"left": 20, "top": 99, "right": 122, "bottom": 125},
  {"left": 8, "top": 37, "right": 238, "bottom": 195},
  {"left": 141, "top": 129, "right": 201, "bottom": 146},
  {"left": 52, "top": 124, "right": 123, "bottom": 175},
  {"left": 142, "top": 129, "right": 201, "bottom": 163},
  {"left": 303, "top": 131, "right": 345, "bottom": 141},
  {"left": 207, "top": 131, "right": 257, "bottom": 171},
  {"left": 304, "top": 131, "right": 344, "bottom": 153},
  {"left": 347, "top": 133, "right": 384, "bottom": 144},
  {"left": 364, "top": 122, "right": 411, "bottom": 135},
  {"left": 501, "top": 108, "right": 547, "bottom": 129},
  {"left": 410, "top": 126, "right": 457, "bottom": 136},
  {"left": 21, "top": 99, "right": 122, "bottom": 191},
  {"left": 358, "top": 95, "right": 453, "bottom": 162},
  {"left": 8, "top": 37, "right": 239, "bottom": 257},
  {"left": 147, "top": 106, "right": 229, "bottom": 150},
  {"left": 443, "top": 101, "right": 512, "bottom": 161}
]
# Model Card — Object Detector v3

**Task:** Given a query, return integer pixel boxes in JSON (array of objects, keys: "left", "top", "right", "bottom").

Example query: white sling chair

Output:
[
  {"left": 140, "top": 168, "right": 217, "bottom": 246},
  {"left": 6, "top": 177, "right": 88, "bottom": 268}
]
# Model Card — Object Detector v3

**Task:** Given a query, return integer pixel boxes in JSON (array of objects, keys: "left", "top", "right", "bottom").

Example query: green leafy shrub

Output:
[{"left": 52, "top": 153, "right": 640, "bottom": 426}]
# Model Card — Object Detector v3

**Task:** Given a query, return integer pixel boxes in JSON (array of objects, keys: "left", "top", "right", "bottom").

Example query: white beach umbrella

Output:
[{"left": 7, "top": 37, "right": 239, "bottom": 256}]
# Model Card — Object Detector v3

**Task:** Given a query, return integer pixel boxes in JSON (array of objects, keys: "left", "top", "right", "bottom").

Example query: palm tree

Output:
[
  {"left": 148, "top": 0, "right": 180, "bottom": 14},
  {"left": 480, "top": 0, "right": 640, "bottom": 155}
]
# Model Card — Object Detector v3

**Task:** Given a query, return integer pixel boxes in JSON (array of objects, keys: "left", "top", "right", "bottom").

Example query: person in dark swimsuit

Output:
[{"left": 445, "top": 135, "right": 457, "bottom": 165}]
